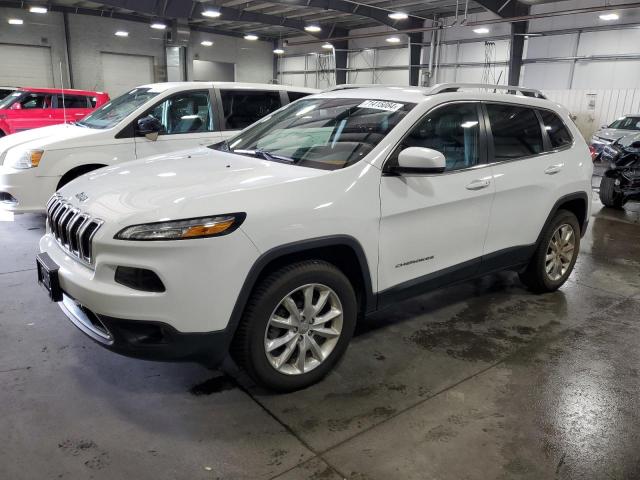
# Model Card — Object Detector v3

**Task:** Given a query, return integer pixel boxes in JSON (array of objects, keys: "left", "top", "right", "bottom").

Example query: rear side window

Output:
[
  {"left": 486, "top": 104, "right": 543, "bottom": 161},
  {"left": 538, "top": 110, "right": 572, "bottom": 149},
  {"left": 220, "top": 90, "right": 282, "bottom": 130},
  {"left": 55, "top": 94, "right": 90, "bottom": 108},
  {"left": 287, "top": 91, "right": 311, "bottom": 102}
]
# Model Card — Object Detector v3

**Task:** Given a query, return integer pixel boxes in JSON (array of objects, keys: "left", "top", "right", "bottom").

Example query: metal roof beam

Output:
[{"left": 474, "top": 0, "right": 528, "bottom": 18}]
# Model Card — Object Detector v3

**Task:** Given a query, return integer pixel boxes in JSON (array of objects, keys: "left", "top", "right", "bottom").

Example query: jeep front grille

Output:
[{"left": 46, "top": 194, "right": 103, "bottom": 266}]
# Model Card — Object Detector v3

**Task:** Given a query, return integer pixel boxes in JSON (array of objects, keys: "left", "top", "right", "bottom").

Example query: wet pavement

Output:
[{"left": 1, "top": 195, "right": 639, "bottom": 479}]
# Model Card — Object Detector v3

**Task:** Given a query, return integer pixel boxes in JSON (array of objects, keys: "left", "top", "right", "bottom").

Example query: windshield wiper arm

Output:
[{"left": 233, "top": 149, "right": 295, "bottom": 163}]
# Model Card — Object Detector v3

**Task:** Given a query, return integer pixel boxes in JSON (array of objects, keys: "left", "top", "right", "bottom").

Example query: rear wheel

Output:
[
  {"left": 232, "top": 260, "right": 357, "bottom": 392},
  {"left": 519, "top": 209, "right": 580, "bottom": 293},
  {"left": 599, "top": 176, "right": 625, "bottom": 209}
]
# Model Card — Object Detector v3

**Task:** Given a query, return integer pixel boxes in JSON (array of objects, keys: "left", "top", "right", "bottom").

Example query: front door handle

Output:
[
  {"left": 544, "top": 163, "right": 564, "bottom": 175},
  {"left": 466, "top": 179, "right": 491, "bottom": 191}
]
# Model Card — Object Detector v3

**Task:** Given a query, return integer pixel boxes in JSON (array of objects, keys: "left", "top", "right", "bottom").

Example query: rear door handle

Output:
[
  {"left": 466, "top": 179, "right": 491, "bottom": 191},
  {"left": 544, "top": 163, "right": 564, "bottom": 175}
]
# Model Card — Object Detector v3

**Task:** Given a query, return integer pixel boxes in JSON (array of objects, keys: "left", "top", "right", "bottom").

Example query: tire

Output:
[
  {"left": 232, "top": 260, "right": 357, "bottom": 392},
  {"left": 599, "top": 176, "right": 625, "bottom": 209},
  {"left": 519, "top": 209, "right": 580, "bottom": 293}
]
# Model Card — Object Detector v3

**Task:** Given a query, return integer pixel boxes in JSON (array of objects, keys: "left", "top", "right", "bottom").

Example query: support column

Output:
[
  {"left": 408, "top": 33, "right": 422, "bottom": 86},
  {"left": 508, "top": 21, "right": 527, "bottom": 86},
  {"left": 334, "top": 40, "right": 348, "bottom": 85}
]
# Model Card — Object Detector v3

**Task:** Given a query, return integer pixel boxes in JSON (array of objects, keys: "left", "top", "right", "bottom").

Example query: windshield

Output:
[
  {"left": 608, "top": 116, "right": 640, "bottom": 131},
  {"left": 0, "top": 91, "right": 24, "bottom": 109},
  {"left": 76, "top": 88, "right": 159, "bottom": 129},
  {"left": 213, "top": 97, "right": 415, "bottom": 170}
]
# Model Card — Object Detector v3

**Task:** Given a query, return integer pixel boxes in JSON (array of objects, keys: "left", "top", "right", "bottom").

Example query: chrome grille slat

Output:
[{"left": 46, "top": 194, "right": 103, "bottom": 267}]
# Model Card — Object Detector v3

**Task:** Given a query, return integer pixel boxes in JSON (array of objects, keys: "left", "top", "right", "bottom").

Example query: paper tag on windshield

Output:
[{"left": 358, "top": 100, "right": 404, "bottom": 112}]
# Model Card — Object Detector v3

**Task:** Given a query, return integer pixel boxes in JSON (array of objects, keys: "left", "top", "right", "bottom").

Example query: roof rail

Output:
[
  {"left": 427, "top": 83, "right": 547, "bottom": 99},
  {"left": 323, "top": 84, "right": 417, "bottom": 92}
]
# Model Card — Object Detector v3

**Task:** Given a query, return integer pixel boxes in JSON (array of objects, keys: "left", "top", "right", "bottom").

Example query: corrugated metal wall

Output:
[{"left": 544, "top": 89, "right": 640, "bottom": 139}]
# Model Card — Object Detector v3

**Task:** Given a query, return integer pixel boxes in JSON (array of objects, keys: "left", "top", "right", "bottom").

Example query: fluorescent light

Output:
[
  {"left": 473, "top": 27, "right": 490, "bottom": 34},
  {"left": 201, "top": 40, "right": 213, "bottom": 46},
  {"left": 29, "top": 6, "right": 48, "bottom": 14},
  {"left": 322, "top": 42, "right": 333, "bottom": 49},
  {"left": 115, "top": 31, "right": 129, "bottom": 37},
  {"left": 202, "top": 9, "right": 221, "bottom": 18},
  {"left": 273, "top": 48, "right": 285, "bottom": 54},
  {"left": 8, "top": 18, "right": 23, "bottom": 25},
  {"left": 244, "top": 34, "right": 258, "bottom": 41},
  {"left": 305, "top": 25, "right": 322, "bottom": 32},
  {"left": 151, "top": 22, "right": 167, "bottom": 29},
  {"left": 599, "top": 13, "right": 619, "bottom": 21},
  {"left": 388, "top": 12, "right": 408, "bottom": 20},
  {"left": 386, "top": 36, "right": 401, "bottom": 43}
]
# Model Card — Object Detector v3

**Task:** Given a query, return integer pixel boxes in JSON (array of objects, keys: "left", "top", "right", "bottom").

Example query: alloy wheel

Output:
[{"left": 545, "top": 223, "right": 576, "bottom": 281}]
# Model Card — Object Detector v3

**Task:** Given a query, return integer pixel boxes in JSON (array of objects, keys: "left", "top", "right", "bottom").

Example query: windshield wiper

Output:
[{"left": 233, "top": 148, "right": 296, "bottom": 164}]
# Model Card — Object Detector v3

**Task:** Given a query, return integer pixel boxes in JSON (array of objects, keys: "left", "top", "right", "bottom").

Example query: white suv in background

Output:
[
  {"left": 37, "top": 84, "right": 593, "bottom": 391},
  {"left": 0, "top": 82, "right": 317, "bottom": 212}
]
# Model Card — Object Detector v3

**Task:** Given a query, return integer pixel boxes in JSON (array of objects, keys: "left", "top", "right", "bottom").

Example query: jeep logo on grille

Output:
[{"left": 75, "top": 192, "right": 88, "bottom": 202}]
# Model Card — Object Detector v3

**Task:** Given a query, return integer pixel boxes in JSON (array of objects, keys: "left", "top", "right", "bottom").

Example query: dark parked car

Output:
[{"left": 599, "top": 133, "right": 640, "bottom": 209}]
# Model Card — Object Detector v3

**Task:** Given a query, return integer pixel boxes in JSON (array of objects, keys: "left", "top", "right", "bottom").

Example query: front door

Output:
[
  {"left": 378, "top": 102, "right": 495, "bottom": 298},
  {"left": 134, "top": 89, "right": 222, "bottom": 159}
]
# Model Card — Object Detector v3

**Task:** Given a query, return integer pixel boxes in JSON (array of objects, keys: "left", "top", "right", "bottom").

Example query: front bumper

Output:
[
  {"left": 58, "top": 293, "right": 229, "bottom": 363},
  {"left": 0, "top": 166, "right": 59, "bottom": 213},
  {"left": 39, "top": 226, "right": 260, "bottom": 363}
]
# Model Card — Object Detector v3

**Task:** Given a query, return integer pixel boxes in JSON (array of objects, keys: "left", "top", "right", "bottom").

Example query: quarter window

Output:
[
  {"left": 220, "top": 90, "right": 282, "bottom": 130},
  {"left": 486, "top": 104, "right": 543, "bottom": 160},
  {"left": 395, "top": 103, "right": 481, "bottom": 171},
  {"left": 147, "top": 90, "right": 213, "bottom": 135},
  {"left": 538, "top": 110, "right": 572, "bottom": 149}
]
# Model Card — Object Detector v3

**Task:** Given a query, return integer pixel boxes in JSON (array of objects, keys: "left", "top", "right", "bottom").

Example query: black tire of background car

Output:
[
  {"left": 599, "top": 176, "right": 626, "bottom": 209},
  {"left": 231, "top": 259, "right": 357, "bottom": 392},
  {"left": 519, "top": 209, "right": 581, "bottom": 294}
]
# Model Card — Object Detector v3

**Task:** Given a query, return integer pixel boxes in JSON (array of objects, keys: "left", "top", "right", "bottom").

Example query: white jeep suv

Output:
[
  {"left": 37, "top": 84, "right": 593, "bottom": 391},
  {"left": 0, "top": 82, "right": 316, "bottom": 213}
]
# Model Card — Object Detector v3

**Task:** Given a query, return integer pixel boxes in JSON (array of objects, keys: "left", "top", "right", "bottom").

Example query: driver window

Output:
[
  {"left": 21, "top": 93, "right": 51, "bottom": 109},
  {"left": 394, "top": 103, "right": 480, "bottom": 171},
  {"left": 147, "top": 90, "right": 213, "bottom": 135}
]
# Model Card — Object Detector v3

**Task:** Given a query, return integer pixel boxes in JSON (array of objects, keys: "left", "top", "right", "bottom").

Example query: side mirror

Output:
[
  {"left": 390, "top": 147, "right": 446, "bottom": 175},
  {"left": 10, "top": 102, "right": 21, "bottom": 110},
  {"left": 137, "top": 115, "right": 163, "bottom": 141}
]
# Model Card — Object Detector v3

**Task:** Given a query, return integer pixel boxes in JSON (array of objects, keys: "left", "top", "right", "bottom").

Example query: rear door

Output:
[
  {"left": 482, "top": 102, "right": 570, "bottom": 258},
  {"left": 216, "top": 88, "right": 283, "bottom": 139},
  {"left": 134, "top": 89, "right": 222, "bottom": 158}
]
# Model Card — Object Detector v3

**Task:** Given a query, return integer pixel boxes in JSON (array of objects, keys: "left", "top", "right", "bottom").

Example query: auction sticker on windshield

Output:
[{"left": 358, "top": 100, "right": 404, "bottom": 112}]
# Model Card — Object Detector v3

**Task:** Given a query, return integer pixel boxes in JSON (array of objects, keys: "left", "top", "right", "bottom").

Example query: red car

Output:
[{"left": 0, "top": 87, "right": 110, "bottom": 137}]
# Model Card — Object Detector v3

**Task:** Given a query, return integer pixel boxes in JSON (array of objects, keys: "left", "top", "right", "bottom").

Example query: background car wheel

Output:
[
  {"left": 57, "top": 164, "right": 106, "bottom": 190},
  {"left": 519, "top": 209, "right": 580, "bottom": 293},
  {"left": 232, "top": 260, "right": 357, "bottom": 392},
  {"left": 599, "top": 176, "right": 625, "bottom": 209}
]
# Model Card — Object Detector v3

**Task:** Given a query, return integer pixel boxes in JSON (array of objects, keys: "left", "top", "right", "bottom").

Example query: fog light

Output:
[{"left": 115, "top": 266, "right": 165, "bottom": 292}]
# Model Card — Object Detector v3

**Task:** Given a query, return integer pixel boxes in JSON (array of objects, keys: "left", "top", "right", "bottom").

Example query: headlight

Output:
[
  {"left": 5, "top": 149, "right": 44, "bottom": 169},
  {"left": 114, "top": 213, "right": 246, "bottom": 241}
]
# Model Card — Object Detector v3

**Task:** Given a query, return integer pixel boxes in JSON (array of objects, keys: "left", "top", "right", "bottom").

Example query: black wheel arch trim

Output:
[
  {"left": 536, "top": 191, "right": 590, "bottom": 240},
  {"left": 221, "top": 235, "right": 376, "bottom": 352}
]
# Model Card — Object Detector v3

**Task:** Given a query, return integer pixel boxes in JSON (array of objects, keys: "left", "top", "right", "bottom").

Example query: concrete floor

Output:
[{"left": 1, "top": 188, "right": 639, "bottom": 479}]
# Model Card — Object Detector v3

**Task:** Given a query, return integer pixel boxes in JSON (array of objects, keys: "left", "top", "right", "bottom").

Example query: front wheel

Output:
[
  {"left": 519, "top": 210, "right": 580, "bottom": 293},
  {"left": 232, "top": 260, "right": 357, "bottom": 392},
  {"left": 599, "top": 176, "right": 625, "bottom": 209}
]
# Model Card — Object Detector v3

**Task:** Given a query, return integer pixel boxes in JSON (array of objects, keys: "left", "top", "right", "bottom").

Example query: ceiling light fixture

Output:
[
  {"left": 473, "top": 27, "right": 490, "bottom": 34},
  {"left": 29, "top": 6, "right": 48, "bottom": 14},
  {"left": 599, "top": 13, "right": 619, "bottom": 21},
  {"left": 304, "top": 24, "right": 322, "bottom": 33},
  {"left": 8, "top": 18, "right": 24, "bottom": 25},
  {"left": 115, "top": 30, "right": 129, "bottom": 37},
  {"left": 202, "top": 9, "right": 221, "bottom": 18},
  {"left": 388, "top": 12, "right": 408, "bottom": 20},
  {"left": 244, "top": 34, "right": 258, "bottom": 41},
  {"left": 322, "top": 42, "right": 333, "bottom": 49},
  {"left": 273, "top": 48, "right": 285, "bottom": 54},
  {"left": 151, "top": 22, "right": 167, "bottom": 29},
  {"left": 201, "top": 40, "right": 213, "bottom": 46},
  {"left": 386, "top": 36, "right": 401, "bottom": 43}
]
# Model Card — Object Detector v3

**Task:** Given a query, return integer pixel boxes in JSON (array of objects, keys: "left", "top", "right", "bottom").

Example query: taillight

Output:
[{"left": 589, "top": 145, "right": 597, "bottom": 161}]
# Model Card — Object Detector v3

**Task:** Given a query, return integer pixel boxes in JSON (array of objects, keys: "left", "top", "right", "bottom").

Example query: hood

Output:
[
  {"left": 0, "top": 123, "right": 104, "bottom": 155},
  {"left": 594, "top": 128, "right": 637, "bottom": 141},
  {"left": 57, "top": 147, "right": 327, "bottom": 226},
  {"left": 614, "top": 132, "right": 640, "bottom": 149}
]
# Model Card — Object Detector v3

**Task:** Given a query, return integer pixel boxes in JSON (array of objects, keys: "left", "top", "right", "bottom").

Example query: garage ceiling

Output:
[{"left": 0, "top": 0, "right": 569, "bottom": 39}]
